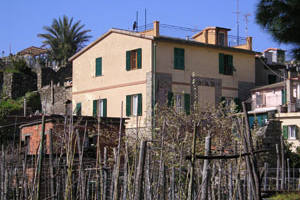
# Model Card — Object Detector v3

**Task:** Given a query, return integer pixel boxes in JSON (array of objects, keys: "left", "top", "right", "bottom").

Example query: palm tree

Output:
[{"left": 38, "top": 15, "right": 91, "bottom": 65}]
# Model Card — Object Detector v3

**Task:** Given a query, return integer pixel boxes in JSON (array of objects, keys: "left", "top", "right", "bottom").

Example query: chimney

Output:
[
  {"left": 153, "top": 21, "right": 160, "bottom": 37},
  {"left": 246, "top": 37, "right": 252, "bottom": 51}
]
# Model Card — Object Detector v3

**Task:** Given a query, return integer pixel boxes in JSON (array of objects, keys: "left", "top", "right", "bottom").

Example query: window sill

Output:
[
  {"left": 220, "top": 73, "right": 233, "bottom": 76},
  {"left": 174, "top": 68, "right": 185, "bottom": 70},
  {"left": 127, "top": 68, "right": 141, "bottom": 71}
]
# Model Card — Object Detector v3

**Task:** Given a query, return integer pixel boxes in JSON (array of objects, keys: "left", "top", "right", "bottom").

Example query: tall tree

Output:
[
  {"left": 38, "top": 15, "right": 91, "bottom": 64},
  {"left": 256, "top": 0, "right": 300, "bottom": 60}
]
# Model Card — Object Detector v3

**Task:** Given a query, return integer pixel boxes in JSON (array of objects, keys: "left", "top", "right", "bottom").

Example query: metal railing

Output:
[{"left": 137, "top": 22, "right": 247, "bottom": 47}]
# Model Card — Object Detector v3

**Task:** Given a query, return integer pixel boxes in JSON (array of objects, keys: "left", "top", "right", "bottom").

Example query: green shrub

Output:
[
  {"left": 0, "top": 98, "right": 23, "bottom": 116},
  {"left": 270, "top": 192, "right": 300, "bottom": 200}
]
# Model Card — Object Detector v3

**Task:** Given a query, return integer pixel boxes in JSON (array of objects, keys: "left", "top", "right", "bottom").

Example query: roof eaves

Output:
[
  {"left": 69, "top": 29, "right": 154, "bottom": 62},
  {"left": 154, "top": 36, "right": 255, "bottom": 54},
  {"left": 251, "top": 82, "right": 285, "bottom": 92}
]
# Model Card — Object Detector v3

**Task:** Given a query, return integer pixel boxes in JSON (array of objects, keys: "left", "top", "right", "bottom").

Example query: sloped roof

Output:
[
  {"left": 251, "top": 81, "right": 285, "bottom": 92},
  {"left": 69, "top": 27, "right": 254, "bottom": 62},
  {"left": 17, "top": 46, "right": 49, "bottom": 57}
]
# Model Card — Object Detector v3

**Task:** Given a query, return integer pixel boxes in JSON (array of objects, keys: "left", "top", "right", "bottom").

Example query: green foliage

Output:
[
  {"left": 270, "top": 192, "right": 300, "bottom": 200},
  {"left": 256, "top": 0, "right": 300, "bottom": 60},
  {"left": 0, "top": 91, "right": 41, "bottom": 117},
  {"left": 285, "top": 142, "right": 300, "bottom": 168},
  {"left": 38, "top": 15, "right": 92, "bottom": 64},
  {"left": 6, "top": 56, "right": 31, "bottom": 74},
  {"left": 24, "top": 91, "right": 41, "bottom": 113},
  {"left": 1, "top": 56, "right": 35, "bottom": 76},
  {"left": 0, "top": 98, "right": 23, "bottom": 117}
]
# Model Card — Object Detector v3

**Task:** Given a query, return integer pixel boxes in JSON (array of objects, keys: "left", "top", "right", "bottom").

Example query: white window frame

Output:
[
  {"left": 96, "top": 99, "right": 104, "bottom": 117},
  {"left": 132, "top": 95, "right": 138, "bottom": 116},
  {"left": 175, "top": 93, "right": 183, "bottom": 113},
  {"left": 99, "top": 99, "right": 104, "bottom": 117},
  {"left": 288, "top": 125, "right": 296, "bottom": 139}
]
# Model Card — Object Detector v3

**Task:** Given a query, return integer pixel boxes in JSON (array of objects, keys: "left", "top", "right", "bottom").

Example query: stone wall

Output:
[
  {"left": 36, "top": 64, "right": 73, "bottom": 115},
  {"left": 39, "top": 84, "right": 72, "bottom": 115},
  {"left": 2, "top": 72, "right": 37, "bottom": 99},
  {"left": 0, "top": 72, "right": 3, "bottom": 95},
  {"left": 36, "top": 64, "right": 72, "bottom": 89},
  {"left": 256, "top": 119, "right": 282, "bottom": 166}
]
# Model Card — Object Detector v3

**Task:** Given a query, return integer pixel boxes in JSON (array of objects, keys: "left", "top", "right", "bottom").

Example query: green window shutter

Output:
[
  {"left": 167, "top": 92, "right": 174, "bottom": 107},
  {"left": 137, "top": 94, "right": 142, "bottom": 116},
  {"left": 220, "top": 96, "right": 226, "bottom": 107},
  {"left": 180, "top": 48, "right": 185, "bottom": 70},
  {"left": 126, "top": 51, "right": 131, "bottom": 71},
  {"left": 184, "top": 93, "right": 191, "bottom": 115},
  {"left": 126, "top": 95, "right": 131, "bottom": 116},
  {"left": 219, "top": 53, "right": 224, "bottom": 74},
  {"left": 76, "top": 103, "right": 82, "bottom": 115},
  {"left": 95, "top": 57, "right": 102, "bottom": 76},
  {"left": 103, "top": 99, "right": 107, "bottom": 117},
  {"left": 228, "top": 55, "right": 233, "bottom": 75},
  {"left": 283, "top": 125, "right": 288, "bottom": 140},
  {"left": 174, "top": 48, "right": 185, "bottom": 70},
  {"left": 174, "top": 48, "right": 179, "bottom": 69},
  {"left": 282, "top": 89, "right": 287, "bottom": 104},
  {"left": 93, "top": 100, "right": 97, "bottom": 116},
  {"left": 296, "top": 126, "right": 299, "bottom": 139},
  {"left": 137, "top": 48, "right": 142, "bottom": 69},
  {"left": 234, "top": 98, "right": 241, "bottom": 111}
]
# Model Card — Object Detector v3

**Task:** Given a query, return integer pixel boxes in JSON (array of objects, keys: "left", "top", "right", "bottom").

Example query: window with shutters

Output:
[
  {"left": 283, "top": 125, "right": 299, "bottom": 140},
  {"left": 175, "top": 94, "right": 183, "bottom": 113},
  {"left": 221, "top": 97, "right": 241, "bottom": 111},
  {"left": 281, "top": 89, "right": 287, "bottom": 105},
  {"left": 219, "top": 53, "right": 234, "bottom": 75},
  {"left": 75, "top": 103, "right": 82, "bottom": 116},
  {"left": 174, "top": 48, "right": 185, "bottom": 70},
  {"left": 126, "top": 94, "right": 142, "bottom": 116},
  {"left": 93, "top": 99, "right": 107, "bottom": 117},
  {"left": 95, "top": 57, "right": 102, "bottom": 76},
  {"left": 126, "top": 48, "right": 142, "bottom": 71},
  {"left": 167, "top": 92, "right": 190, "bottom": 115}
]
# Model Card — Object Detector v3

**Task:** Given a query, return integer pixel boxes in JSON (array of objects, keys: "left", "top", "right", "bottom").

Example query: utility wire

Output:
[{"left": 256, "top": 54, "right": 285, "bottom": 79}]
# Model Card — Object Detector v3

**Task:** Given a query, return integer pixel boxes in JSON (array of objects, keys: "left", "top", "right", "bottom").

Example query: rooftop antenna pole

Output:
[
  {"left": 145, "top": 9, "right": 147, "bottom": 31},
  {"left": 233, "top": 0, "right": 241, "bottom": 45},
  {"left": 244, "top": 13, "right": 251, "bottom": 37},
  {"left": 136, "top": 11, "right": 139, "bottom": 32},
  {"left": 9, "top": 44, "right": 11, "bottom": 55}
]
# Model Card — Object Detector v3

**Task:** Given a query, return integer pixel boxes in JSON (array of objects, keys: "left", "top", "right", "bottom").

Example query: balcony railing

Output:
[{"left": 136, "top": 23, "right": 247, "bottom": 47}]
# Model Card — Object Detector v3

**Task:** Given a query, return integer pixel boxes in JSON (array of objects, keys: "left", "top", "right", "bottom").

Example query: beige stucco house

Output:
[{"left": 69, "top": 21, "right": 256, "bottom": 137}]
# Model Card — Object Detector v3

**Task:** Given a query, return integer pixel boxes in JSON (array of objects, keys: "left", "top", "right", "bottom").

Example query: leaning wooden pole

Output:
[
  {"left": 201, "top": 134, "right": 211, "bottom": 200},
  {"left": 36, "top": 114, "right": 46, "bottom": 200},
  {"left": 134, "top": 140, "right": 147, "bottom": 200},
  {"left": 187, "top": 123, "right": 197, "bottom": 200},
  {"left": 49, "top": 129, "right": 55, "bottom": 199},
  {"left": 113, "top": 101, "right": 124, "bottom": 200},
  {"left": 280, "top": 135, "right": 285, "bottom": 190},
  {"left": 242, "top": 102, "right": 262, "bottom": 200}
]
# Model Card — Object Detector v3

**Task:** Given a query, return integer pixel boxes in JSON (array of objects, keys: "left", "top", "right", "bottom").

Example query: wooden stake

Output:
[
  {"left": 134, "top": 140, "right": 147, "bottom": 200},
  {"left": 36, "top": 114, "right": 46, "bottom": 200},
  {"left": 201, "top": 134, "right": 211, "bottom": 200},
  {"left": 187, "top": 123, "right": 197, "bottom": 200}
]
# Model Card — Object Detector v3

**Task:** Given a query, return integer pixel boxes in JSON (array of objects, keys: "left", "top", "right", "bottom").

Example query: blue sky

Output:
[{"left": 0, "top": 0, "right": 292, "bottom": 58}]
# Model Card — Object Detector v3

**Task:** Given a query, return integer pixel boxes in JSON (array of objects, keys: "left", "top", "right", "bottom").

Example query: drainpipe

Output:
[{"left": 152, "top": 41, "right": 157, "bottom": 138}]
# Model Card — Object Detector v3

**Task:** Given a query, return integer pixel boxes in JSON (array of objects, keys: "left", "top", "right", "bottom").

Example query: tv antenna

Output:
[
  {"left": 244, "top": 13, "right": 251, "bottom": 37},
  {"left": 233, "top": 0, "right": 241, "bottom": 45}
]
